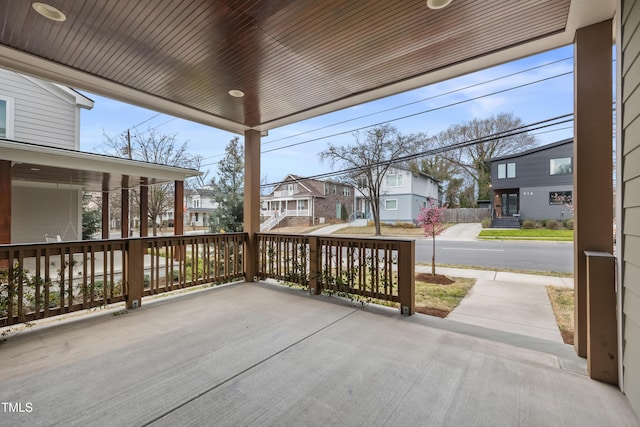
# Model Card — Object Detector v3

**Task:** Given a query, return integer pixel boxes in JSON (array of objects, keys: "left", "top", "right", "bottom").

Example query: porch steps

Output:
[
  {"left": 260, "top": 214, "right": 286, "bottom": 231},
  {"left": 490, "top": 217, "right": 521, "bottom": 229}
]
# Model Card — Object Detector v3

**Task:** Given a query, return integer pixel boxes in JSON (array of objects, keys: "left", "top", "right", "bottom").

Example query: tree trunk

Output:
[{"left": 432, "top": 233, "right": 436, "bottom": 275}]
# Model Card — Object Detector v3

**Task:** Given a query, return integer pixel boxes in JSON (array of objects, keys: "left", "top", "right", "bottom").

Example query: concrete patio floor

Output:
[{"left": 1, "top": 282, "right": 638, "bottom": 427}]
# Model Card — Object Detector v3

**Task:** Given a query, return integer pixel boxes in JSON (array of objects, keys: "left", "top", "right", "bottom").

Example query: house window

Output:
[
  {"left": 0, "top": 96, "right": 14, "bottom": 139},
  {"left": 549, "top": 191, "right": 572, "bottom": 205},
  {"left": 297, "top": 200, "right": 305, "bottom": 210},
  {"left": 333, "top": 185, "right": 337, "bottom": 195},
  {"left": 195, "top": 213, "right": 199, "bottom": 222},
  {"left": 342, "top": 186, "right": 350, "bottom": 196},
  {"left": 498, "top": 162, "right": 516, "bottom": 179},
  {"left": 287, "top": 183, "right": 298, "bottom": 193},
  {"left": 385, "top": 199, "right": 398, "bottom": 210},
  {"left": 550, "top": 157, "right": 572, "bottom": 175},
  {"left": 385, "top": 172, "right": 404, "bottom": 187},
  {"left": 192, "top": 198, "right": 201, "bottom": 208},
  {"left": 324, "top": 182, "right": 329, "bottom": 195},
  {"left": 356, "top": 177, "right": 367, "bottom": 189}
]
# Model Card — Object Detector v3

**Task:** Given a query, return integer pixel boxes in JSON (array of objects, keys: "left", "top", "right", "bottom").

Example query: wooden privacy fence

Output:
[
  {"left": 441, "top": 208, "right": 491, "bottom": 223},
  {"left": 0, "top": 233, "right": 246, "bottom": 326},
  {"left": 257, "top": 233, "right": 415, "bottom": 315}
]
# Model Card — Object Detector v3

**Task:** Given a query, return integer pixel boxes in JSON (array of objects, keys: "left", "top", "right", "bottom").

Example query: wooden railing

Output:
[
  {"left": 140, "top": 233, "right": 245, "bottom": 297},
  {"left": 1, "top": 233, "right": 246, "bottom": 326},
  {"left": 1, "top": 231, "right": 414, "bottom": 326},
  {"left": 257, "top": 233, "right": 415, "bottom": 315},
  {"left": 0, "top": 240, "right": 127, "bottom": 326}
]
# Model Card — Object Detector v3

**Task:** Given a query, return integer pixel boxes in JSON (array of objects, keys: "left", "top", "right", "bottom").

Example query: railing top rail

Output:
[
  {"left": 0, "top": 233, "right": 248, "bottom": 253},
  {"left": 257, "top": 232, "right": 414, "bottom": 244},
  {"left": 0, "top": 239, "right": 128, "bottom": 251}
]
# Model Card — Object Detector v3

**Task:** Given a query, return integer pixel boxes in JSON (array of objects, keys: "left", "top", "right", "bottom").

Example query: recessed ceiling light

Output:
[
  {"left": 30, "top": 167, "right": 41, "bottom": 171},
  {"left": 228, "top": 89, "right": 245, "bottom": 98},
  {"left": 32, "top": 2, "right": 66, "bottom": 22},
  {"left": 426, "top": 0, "right": 453, "bottom": 10}
]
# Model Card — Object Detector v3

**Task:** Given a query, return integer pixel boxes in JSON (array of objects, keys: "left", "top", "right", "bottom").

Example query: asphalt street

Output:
[{"left": 415, "top": 239, "right": 573, "bottom": 273}]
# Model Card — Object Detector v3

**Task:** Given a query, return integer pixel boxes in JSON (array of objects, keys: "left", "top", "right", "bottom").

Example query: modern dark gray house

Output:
[{"left": 488, "top": 139, "right": 573, "bottom": 223}]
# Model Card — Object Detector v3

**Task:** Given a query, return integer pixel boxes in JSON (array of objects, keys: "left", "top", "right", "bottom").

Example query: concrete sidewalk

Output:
[{"left": 416, "top": 264, "right": 571, "bottom": 343}]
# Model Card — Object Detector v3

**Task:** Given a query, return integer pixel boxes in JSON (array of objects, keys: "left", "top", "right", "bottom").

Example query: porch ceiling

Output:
[
  {"left": 1, "top": 139, "right": 200, "bottom": 192},
  {"left": 0, "top": 1, "right": 615, "bottom": 135}
]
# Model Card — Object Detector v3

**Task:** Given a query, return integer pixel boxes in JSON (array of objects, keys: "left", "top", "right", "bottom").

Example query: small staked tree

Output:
[{"left": 416, "top": 200, "right": 447, "bottom": 276}]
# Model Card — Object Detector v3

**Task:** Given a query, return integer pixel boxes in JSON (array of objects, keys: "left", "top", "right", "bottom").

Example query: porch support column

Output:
[
  {"left": 140, "top": 182, "right": 148, "bottom": 237},
  {"left": 0, "top": 160, "right": 11, "bottom": 244},
  {"left": 101, "top": 191, "right": 109, "bottom": 239},
  {"left": 244, "top": 129, "right": 261, "bottom": 282},
  {"left": 121, "top": 188, "right": 129, "bottom": 238},
  {"left": 573, "top": 19, "right": 614, "bottom": 357},
  {"left": 174, "top": 180, "right": 184, "bottom": 235}
]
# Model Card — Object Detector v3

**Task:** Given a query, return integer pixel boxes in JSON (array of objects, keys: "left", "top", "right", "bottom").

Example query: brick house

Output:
[{"left": 261, "top": 175, "right": 355, "bottom": 230}]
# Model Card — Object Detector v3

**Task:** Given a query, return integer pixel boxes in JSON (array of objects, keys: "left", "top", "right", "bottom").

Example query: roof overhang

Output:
[
  {"left": 1, "top": 139, "right": 201, "bottom": 192},
  {"left": 0, "top": 1, "right": 616, "bottom": 136}
]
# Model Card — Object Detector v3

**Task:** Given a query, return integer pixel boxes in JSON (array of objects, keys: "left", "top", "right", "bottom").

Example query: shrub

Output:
[
  {"left": 539, "top": 219, "right": 548, "bottom": 228},
  {"left": 481, "top": 218, "right": 491, "bottom": 228},
  {"left": 546, "top": 219, "right": 561, "bottom": 230},
  {"left": 564, "top": 219, "right": 574, "bottom": 230},
  {"left": 393, "top": 222, "right": 418, "bottom": 228},
  {"left": 521, "top": 219, "right": 537, "bottom": 229}
]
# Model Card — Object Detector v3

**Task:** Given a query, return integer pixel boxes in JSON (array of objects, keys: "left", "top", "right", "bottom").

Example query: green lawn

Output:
[{"left": 478, "top": 228, "right": 573, "bottom": 241}]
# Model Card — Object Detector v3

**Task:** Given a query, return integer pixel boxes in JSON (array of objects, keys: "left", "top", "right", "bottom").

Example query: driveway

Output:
[{"left": 438, "top": 223, "right": 482, "bottom": 241}]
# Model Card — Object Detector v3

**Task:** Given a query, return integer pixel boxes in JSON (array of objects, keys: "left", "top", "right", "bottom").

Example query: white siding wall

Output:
[
  {"left": 381, "top": 168, "right": 411, "bottom": 195},
  {"left": 0, "top": 68, "right": 78, "bottom": 149},
  {"left": 411, "top": 174, "right": 440, "bottom": 201},
  {"left": 11, "top": 184, "right": 80, "bottom": 243},
  {"left": 621, "top": 0, "right": 640, "bottom": 417}
]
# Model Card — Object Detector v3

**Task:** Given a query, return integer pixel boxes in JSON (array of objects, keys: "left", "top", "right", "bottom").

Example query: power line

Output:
[
  {"left": 259, "top": 114, "right": 573, "bottom": 188},
  {"left": 260, "top": 72, "right": 572, "bottom": 155},
  {"left": 262, "top": 56, "right": 573, "bottom": 146},
  {"left": 131, "top": 113, "right": 161, "bottom": 130}
]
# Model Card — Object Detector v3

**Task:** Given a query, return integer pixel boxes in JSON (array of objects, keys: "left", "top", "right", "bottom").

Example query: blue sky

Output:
[{"left": 79, "top": 45, "right": 575, "bottom": 185}]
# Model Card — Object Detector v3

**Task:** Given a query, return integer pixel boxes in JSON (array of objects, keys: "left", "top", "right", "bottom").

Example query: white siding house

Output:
[
  {"left": 185, "top": 188, "right": 218, "bottom": 227},
  {"left": 0, "top": 68, "right": 93, "bottom": 243},
  {"left": 355, "top": 167, "right": 439, "bottom": 224}
]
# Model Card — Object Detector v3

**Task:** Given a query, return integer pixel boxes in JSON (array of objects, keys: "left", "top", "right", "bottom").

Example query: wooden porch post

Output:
[
  {"left": 174, "top": 180, "right": 184, "bottom": 235},
  {"left": 0, "top": 160, "right": 11, "bottom": 244},
  {"left": 102, "top": 191, "right": 109, "bottom": 240},
  {"left": 398, "top": 239, "right": 415, "bottom": 316},
  {"left": 244, "top": 129, "right": 261, "bottom": 282},
  {"left": 121, "top": 188, "right": 129, "bottom": 238},
  {"left": 140, "top": 182, "right": 148, "bottom": 237},
  {"left": 573, "top": 20, "right": 614, "bottom": 357}
]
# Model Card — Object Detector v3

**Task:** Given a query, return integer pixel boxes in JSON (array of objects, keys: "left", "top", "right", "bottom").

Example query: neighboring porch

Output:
[
  {"left": 261, "top": 198, "right": 313, "bottom": 231},
  {"left": 0, "top": 281, "right": 636, "bottom": 426},
  {"left": 490, "top": 189, "right": 521, "bottom": 228}
]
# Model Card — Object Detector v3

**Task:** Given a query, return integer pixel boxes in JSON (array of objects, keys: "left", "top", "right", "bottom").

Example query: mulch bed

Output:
[
  {"left": 560, "top": 330, "right": 574, "bottom": 345},
  {"left": 414, "top": 306, "right": 450, "bottom": 318},
  {"left": 415, "top": 273, "right": 455, "bottom": 285}
]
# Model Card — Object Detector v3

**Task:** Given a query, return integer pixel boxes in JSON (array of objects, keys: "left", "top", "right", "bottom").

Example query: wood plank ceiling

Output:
[{"left": 0, "top": 0, "right": 571, "bottom": 132}]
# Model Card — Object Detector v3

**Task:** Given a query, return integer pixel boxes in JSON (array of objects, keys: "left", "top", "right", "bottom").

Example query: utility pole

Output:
[
  {"left": 127, "top": 129, "right": 132, "bottom": 159},
  {"left": 127, "top": 130, "right": 133, "bottom": 236}
]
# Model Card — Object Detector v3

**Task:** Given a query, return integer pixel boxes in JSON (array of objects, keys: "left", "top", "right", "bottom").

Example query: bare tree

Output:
[
  {"left": 102, "top": 128, "right": 198, "bottom": 236},
  {"left": 320, "top": 124, "right": 421, "bottom": 236},
  {"left": 187, "top": 155, "right": 211, "bottom": 191},
  {"left": 433, "top": 112, "right": 536, "bottom": 201}
]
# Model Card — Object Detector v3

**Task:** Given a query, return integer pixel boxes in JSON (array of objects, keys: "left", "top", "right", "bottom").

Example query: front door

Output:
[{"left": 501, "top": 192, "right": 519, "bottom": 216}]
